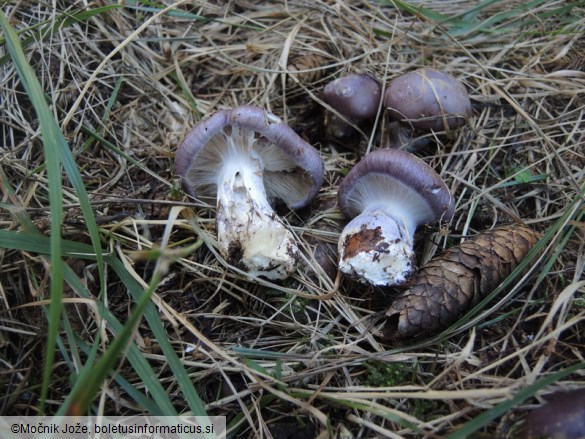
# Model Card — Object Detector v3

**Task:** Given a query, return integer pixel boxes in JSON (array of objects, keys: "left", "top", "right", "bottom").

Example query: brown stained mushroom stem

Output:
[
  {"left": 175, "top": 105, "right": 324, "bottom": 280},
  {"left": 337, "top": 149, "right": 454, "bottom": 287}
]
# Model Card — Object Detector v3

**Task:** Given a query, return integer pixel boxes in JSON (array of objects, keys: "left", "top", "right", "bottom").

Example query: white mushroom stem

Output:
[
  {"left": 215, "top": 150, "right": 299, "bottom": 280},
  {"left": 338, "top": 206, "right": 417, "bottom": 286}
]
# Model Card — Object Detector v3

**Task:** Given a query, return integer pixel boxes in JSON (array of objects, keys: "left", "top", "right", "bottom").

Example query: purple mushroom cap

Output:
[
  {"left": 175, "top": 105, "right": 324, "bottom": 210},
  {"left": 323, "top": 73, "right": 381, "bottom": 122},
  {"left": 338, "top": 149, "right": 455, "bottom": 224},
  {"left": 522, "top": 388, "right": 585, "bottom": 439},
  {"left": 336, "top": 148, "right": 454, "bottom": 286},
  {"left": 384, "top": 68, "right": 472, "bottom": 132}
]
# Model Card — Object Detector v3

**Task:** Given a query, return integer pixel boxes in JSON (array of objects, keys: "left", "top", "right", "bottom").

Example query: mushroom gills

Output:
[
  {"left": 175, "top": 106, "right": 325, "bottom": 280},
  {"left": 336, "top": 149, "right": 454, "bottom": 287}
]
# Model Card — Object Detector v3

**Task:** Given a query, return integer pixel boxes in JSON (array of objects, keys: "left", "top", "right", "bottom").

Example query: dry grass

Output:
[{"left": 1, "top": 0, "right": 584, "bottom": 437}]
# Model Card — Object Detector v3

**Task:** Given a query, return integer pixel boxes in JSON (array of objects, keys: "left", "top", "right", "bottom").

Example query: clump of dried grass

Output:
[{"left": 1, "top": 0, "right": 584, "bottom": 437}]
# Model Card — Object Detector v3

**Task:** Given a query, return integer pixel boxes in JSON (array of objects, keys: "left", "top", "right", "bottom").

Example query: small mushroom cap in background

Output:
[
  {"left": 384, "top": 68, "right": 472, "bottom": 132},
  {"left": 323, "top": 73, "right": 381, "bottom": 122},
  {"left": 338, "top": 148, "right": 454, "bottom": 225},
  {"left": 521, "top": 388, "right": 585, "bottom": 439},
  {"left": 174, "top": 105, "right": 324, "bottom": 210}
]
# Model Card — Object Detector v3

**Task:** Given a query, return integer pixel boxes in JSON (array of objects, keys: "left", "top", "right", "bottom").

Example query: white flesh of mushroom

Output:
[
  {"left": 338, "top": 174, "right": 436, "bottom": 286},
  {"left": 188, "top": 126, "right": 299, "bottom": 279}
]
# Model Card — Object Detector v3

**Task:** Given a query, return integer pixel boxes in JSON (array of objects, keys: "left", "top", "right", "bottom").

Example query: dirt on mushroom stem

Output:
[
  {"left": 215, "top": 150, "right": 300, "bottom": 279},
  {"left": 3, "top": 0, "right": 584, "bottom": 435},
  {"left": 175, "top": 106, "right": 325, "bottom": 280},
  {"left": 338, "top": 208, "right": 418, "bottom": 286}
]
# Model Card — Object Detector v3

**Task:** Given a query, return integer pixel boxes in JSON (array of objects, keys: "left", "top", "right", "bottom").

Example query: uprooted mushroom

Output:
[
  {"left": 175, "top": 105, "right": 324, "bottom": 280},
  {"left": 337, "top": 148, "right": 454, "bottom": 287}
]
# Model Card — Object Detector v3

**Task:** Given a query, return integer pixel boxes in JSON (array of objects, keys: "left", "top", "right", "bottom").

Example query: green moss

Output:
[
  {"left": 412, "top": 399, "right": 440, "bottom": 420},
  {"left": 363, "top": 361, "right": 412, "bottom": 387}
]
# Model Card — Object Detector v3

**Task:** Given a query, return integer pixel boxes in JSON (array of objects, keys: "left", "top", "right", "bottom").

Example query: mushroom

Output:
[
  {"left": 337, "top": 148, "right": 454, "bottom": 287},
  {"left": 521, "top": 388, "right": 585, "bottom": 439},
  {"left": 384, "top": 68, "right": 471, "bottom": 150},
  {"left": 323, "top": 73, "right": 381, "bottom": 138},
  {"left": 175, "top": 105, "right": 324, "bottom": 280}
]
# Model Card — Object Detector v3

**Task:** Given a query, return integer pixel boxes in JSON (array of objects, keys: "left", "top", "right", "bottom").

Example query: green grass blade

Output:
[
  {"left": 59, "top": 262, "right": 177, "bottom": 415},
  {"left": 447, "top": 362, "right": 585, "bottom": 438},
  {"left": 379, "top": 0, "right": 451, "bottom": 23},
  {"left": 107, "top": 255, "right": 209, "bottom": 416},
  {"left": 0, "top": 8, "right": 106, "bottom": 285},
  {"left": 57, "top": 136, "right": 106, "bottom": 286},
  {"left": 447, "top": 0, "right": 552, "bottom": 36},
  {"left": 1, "top": 10, "right": 109, "bottom": 411},
  {"left": 73, "top": 334, "right": 162, "bottom": 414},
  {"left": 56, "top": 306, "right": 83, "bottom": 377},
  {"left": 0, "top": 11, "right": 65, "bottom": 414},
  {"left": 0, "top": 229, "right": 207, "bottom": 415},
  {"left": 59, "top": 271, "right": 161, "bottom": 415},
  {"left": 0, "top": 228, "right": 177, "bottom": 414},
  {"left": 0, "top": 229, "right": 93, "bottom": 258}
]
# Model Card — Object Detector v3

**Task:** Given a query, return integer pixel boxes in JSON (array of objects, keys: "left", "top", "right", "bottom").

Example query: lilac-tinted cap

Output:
[
  {"left": 175, "top": 105, "right": 324, "bottom": 209},
  {"left": 323, "top": 73, "right": 381, "bottom": 121},
  {"left": 384, "top": 68, "right": 471, "bottom": 131},
  {"left": 338, "top": 148, "right": 454, "bottom": 225}
]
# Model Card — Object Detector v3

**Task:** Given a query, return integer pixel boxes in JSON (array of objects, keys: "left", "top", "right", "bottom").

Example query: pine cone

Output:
[{"left": 384, "top": 224, "right": 541, "bottom": 340}]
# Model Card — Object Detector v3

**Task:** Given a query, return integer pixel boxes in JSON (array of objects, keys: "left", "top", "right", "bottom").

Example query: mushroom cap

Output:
[
  {"left": 384, "top": 68, "right": 472, "bottom": 131},
  {"left": 338, "top": 148, "right": 454, "bottom": 226},
  {"left": 521, "top": 388, "right": 585, "bottom": 439},
  {"left": 174, "top": 105, "right": 324, "bottom": 209},
  {"left": 323, "top": 73, "right": 381, "bottom": 121}
]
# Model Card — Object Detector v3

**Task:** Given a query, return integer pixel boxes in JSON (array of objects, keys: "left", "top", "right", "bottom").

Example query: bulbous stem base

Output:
[
  {"left": 338, "top": 209, "right": 416, "bottom": 286},
  {"left": 216, "top": 157, "right": 299, "bottom": 280}
]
